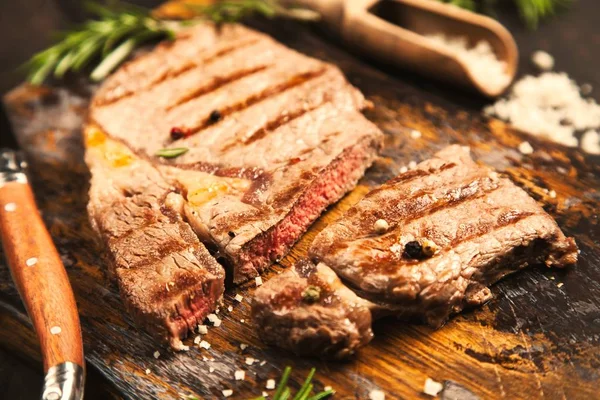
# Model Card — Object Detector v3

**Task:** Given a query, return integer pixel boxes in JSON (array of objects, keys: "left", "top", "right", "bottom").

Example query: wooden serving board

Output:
[{"left": 1, "top": 19, "right": 600, "bottom": 400}]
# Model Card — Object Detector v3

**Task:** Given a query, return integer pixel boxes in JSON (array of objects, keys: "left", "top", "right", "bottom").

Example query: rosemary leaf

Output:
[
  {"left": 155, "top": 147, "right": 189, "bottom": 158},
  {"left": 273, "top": 366, "right": 292, "bottom": 400},
  {"left": 279, "top": 387, "right": 291, "bottom": 400},
  {"left": 91, "top": 29, "right": 161, "bottom": 81},
  {"left": 306, "top": 389, "right": 335, "bottom": 400},
  {"left": 293, "top": 368, "right": 316, "bottom": 400}
]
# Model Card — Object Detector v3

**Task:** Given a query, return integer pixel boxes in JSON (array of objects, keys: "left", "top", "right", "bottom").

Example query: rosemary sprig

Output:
[
  {"left": 24, "top": 0, "right": 318, "bottom": 86},
  {"left": 251, "top": 366, "right": 334, "bottom": 400},
  {"left": 24, "top": 2, "right": 176, "bottom": 85},
  {"left": 436, "top": 0, "right": 573, "bottom": 29}
]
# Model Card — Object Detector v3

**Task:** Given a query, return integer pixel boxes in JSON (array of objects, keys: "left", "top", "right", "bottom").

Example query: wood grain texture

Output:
[
  {"left": 0, "top": 181, "right": 84, "bottom": 372},
  {"left": 1, "top": 20, "right": 599, "bottom": 400}
]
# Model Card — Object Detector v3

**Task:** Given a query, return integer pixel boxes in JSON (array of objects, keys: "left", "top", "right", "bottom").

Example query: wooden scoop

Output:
[{"left": 297, "top": 0, "right": 518, "bottom": 97}]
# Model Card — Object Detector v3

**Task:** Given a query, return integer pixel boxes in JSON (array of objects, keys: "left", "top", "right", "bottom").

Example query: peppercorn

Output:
[
  {"left": 302, "top": 285, "right": 321, "bottom": 303},
  {"left": 170, "top": 127, "right": 185, "bottom": 140},
  {"left": 403, "top": 240, "right": 423, "bottom": 259},
  {"left": 209, "top": 110, "right": 222, "bottom": 123}
]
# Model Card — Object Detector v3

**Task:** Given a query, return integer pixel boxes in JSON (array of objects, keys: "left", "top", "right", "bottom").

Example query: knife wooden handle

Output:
[{"left": 0, "top": 180, "right": 84, "bottom": 398}]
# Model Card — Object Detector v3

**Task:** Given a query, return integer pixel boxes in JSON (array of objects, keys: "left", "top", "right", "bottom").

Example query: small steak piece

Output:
[
  {"left": 252, "top": 260, "right": 374, "bottom": 358},
  {"left": 310, "top": 145, "right": 578, "bottom": 327},
  {"left": 85, "top": 126, "right": 225, "bottom": 348}
]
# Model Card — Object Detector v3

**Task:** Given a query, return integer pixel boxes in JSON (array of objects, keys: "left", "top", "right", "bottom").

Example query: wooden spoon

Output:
[{"left": 297, "top": 0, "right": 518, "bottom": 97}]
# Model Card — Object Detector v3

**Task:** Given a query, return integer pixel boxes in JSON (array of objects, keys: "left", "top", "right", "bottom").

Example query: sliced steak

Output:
[
  {"left": 85, "top": 126, "right": 225, "bottom": 348},
  {"left": 253, "top": 145, "right": 578, "bottom": 358},
  {"left": 311, "top": 145, "right": 578, "bottom": 327},
  {"left": 252, "top": 260, "right": 374, "bottom": 359},
  {"left": 86, "top": 23, "right": 382, "bottom": 346}
]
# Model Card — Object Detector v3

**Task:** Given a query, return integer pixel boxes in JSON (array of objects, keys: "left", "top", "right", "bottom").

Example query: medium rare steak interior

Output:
[
  {"left": 253, "top": 145, "right": 578, "bottom": 357},
  {"left": 85, "top": 23, "right": 382, "bottom": 347}
]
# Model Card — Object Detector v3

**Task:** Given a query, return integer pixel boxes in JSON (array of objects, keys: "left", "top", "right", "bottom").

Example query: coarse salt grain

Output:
[
  {"left": 153, "top": 351, "right": 160, "bottom": 359},
  {"left": 240, "top": 319, "right": 245, "bottom": 323},
  {"left": 518, "top": 141, "right": 534, "bottom": 155},
  {"left": 549, "top": 190, "right": 557, "bottom": 198},
  {"left": 145, "top": 369, "right": 151, "bottom": 374},
  {"left": 255, "top": 276, "right": 263, "bottom": 286},
  {"left": 222, "top": 389, "right": 233, "bottom": 397},
  {"left": 227, "top": 305, "right": 233, "bottom": 312},
  {"left": 26, "top": 257, "right": 38, "bottom": 267},
  {"left": 260, "top": 360, "right": 267, "bottom": 366},
  {"left": 234, "top": 370, "right": 245, "bottom": 380},
  {"left": 50, "top": 326, "right": 62, "bottom": 335},
  {"left": 234, "top": 294, "right": 244, "bottom": 302},
  {"left": 209, "top": 367, "right": 215, "bottom": 373},
  {"left": 245, "top": 357, "right": 255, "bottom": 365},
  {"left": 581, "top": 130, "right": 600, "bottom": 155},
  {"left": 423, "top": 378, "right": 444, "bottom": 396},
  {"left": 408, "top": 161, "right": 417, "bottom": 170},
  {"left": 199, "top": 340, "right": 211, "bottom": 349},
  {"left": 531, "top": 50, "right": 555, "bottom": 71},
  {"left": 179, "top": 345, "right": 190, "bottom": 352},
  {"left": 324, "top": 386, "right": 333, "bottom": 391},
  {"left": 399, "top": 166, "right": 408, "bottom": 174},
  {"left": 373, "top": 219, "right": 389, "bottom": 234},
  {"left": 557, "top": 283, "right": 564, "bottom": 288},
  {"left": 426, "top": 33, "right": 510, "bottom": 93},
  {"left": 4, "top": 203, "right": 16, "bottom": 212},
  {"left": 262, "top": 392, "right": 269, "bottom": 397},
  {"left": 369, "top": 389, "right": 385, "bottom": 400},
  {"left": 485, "top": 72, "right": 600, "bottom": 151},
  {"left": 410, "top": 129, "right": 422, "bottom": 139},
  {"left": 194, "top": 336, "right": 202, "bottom": 344},
  {"left": 266, "top": 379, "right": 276, "bottom": 389},
  {"left": 240, "top": 343, "right": 248, "bottom": 350},
  {"left": 198, "top": 325, "right": 208, "bottom": 334}
]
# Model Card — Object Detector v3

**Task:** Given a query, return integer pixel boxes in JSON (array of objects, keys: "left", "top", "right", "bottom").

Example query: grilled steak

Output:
[
  {"left": 85, "top": 23, "right": 382, "bottom": 347},
  {"left": 252, "top": 260, "right": 374, "bottom": 359},
  {"left": 253, "top": 145, "right": 578, "bottom": 357}
]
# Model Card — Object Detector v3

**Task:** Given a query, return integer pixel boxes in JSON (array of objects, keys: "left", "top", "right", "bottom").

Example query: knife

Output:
[{"left": 0, "top": 144, "right": 85, "bottom": 400}]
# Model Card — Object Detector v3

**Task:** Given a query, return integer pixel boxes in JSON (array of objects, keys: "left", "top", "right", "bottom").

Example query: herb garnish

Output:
[
  {"left": 24, "top": 0, "right": 319, "bottom": 85},
  {"left": 155, "top": 147, "right": 189, "bottom": 158},
  {"left": 435, "top": 0, "right": 573, "bottom": 29},
  {"left": 301, "top": 286, "right": 321, "bottom": 303},
  {"left": 250, "top": 366, "right": 334, "bottom": 400}
]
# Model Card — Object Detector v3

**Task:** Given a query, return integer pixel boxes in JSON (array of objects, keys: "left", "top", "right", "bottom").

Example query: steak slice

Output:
[
  {"left": 252, "top": 260, "right": 374, "bottom": 359},
  {"left": 86, "top": 23, "right": 382, "bottom": 346},
  {"left": 85, "top": 126, "right": 225, "bottom": 348},
  {"left": 310, "top": 145, "right": 578, "bottom": 327},
  {"left": 253, "top": 145, "right": 578, "bottom": 358}
]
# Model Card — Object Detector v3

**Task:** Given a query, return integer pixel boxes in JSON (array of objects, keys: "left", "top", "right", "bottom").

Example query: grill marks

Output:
[
  {"left": 173, "top": 67, "right": 328, "bottom": 139},
  {"left": 95, "top": 37, "right": 262, "bottom": 107},
  {"left": 166, "top": 64, "right": 270, "bottom": 111}
]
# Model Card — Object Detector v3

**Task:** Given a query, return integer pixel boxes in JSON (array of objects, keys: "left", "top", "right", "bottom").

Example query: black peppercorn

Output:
[
  {"left": 228, "top": 231, "right": 236, "bottom": 238},
  {"left": 403, "top": 240, "right": 423, "bottom": 259},
  {"left": 209, "top": 110, "right": 222, "bottom": 123}
]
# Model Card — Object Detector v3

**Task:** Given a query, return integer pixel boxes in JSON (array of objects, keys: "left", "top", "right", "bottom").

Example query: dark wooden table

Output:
[{"left": 0, "top": 1, "right": 599, "bottom": 399}]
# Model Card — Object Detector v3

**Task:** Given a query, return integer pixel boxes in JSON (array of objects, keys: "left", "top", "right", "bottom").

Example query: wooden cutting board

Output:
[{"left": 1, "top": 19, "right": 599, "bottom": 400}]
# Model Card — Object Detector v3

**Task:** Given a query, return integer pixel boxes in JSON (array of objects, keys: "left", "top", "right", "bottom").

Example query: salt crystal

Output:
[
  {"left": 209, "top": 367, "right": 215, "bottom": 373},
  {"left": 240, "top": 343, "right": 248, "bottom": 350},
  {"left": 194, "top": 336, "right": 202, "bottom": 344},
  {"left": 234, "top": 294, "right": 244, "bottom": 302},
  {"left": 518, "top": 141, "right": 534, "bottom": 155},
  {"left": 255, "top": 276, "right": 263, "bottom": 286},
  {"left": 50, "top": 326, "right": 61, "bottom": 335},
  {"left": 410, "top": 129, "right": 422, "bottom": 139},
  {"left": 369, "top": 389, "right": 385, "bottom": 400},
  {"left": 240, "top": 319, "right": 245, "bottom": 323},
  {"left": 260, "top": 360, "right": 267, "bottom": 366},
  {"left": 423, "top": 378, "right": 444, "bottom": 396},
  {"left": 408, "top": 161, "right": 417, "bottom": 170},
  {"left": 245, "top": 357, "right": 255, "bottom": 365},
  {"left": 549, "top": 190, "right": 557, "bottom": 198},
  {"left": 262, "top": 392, "right": 269, "bottom": 397},
  {"left": 199, "top": 340, "right": 211, "bottom": 349},
  {"left": 266, "top": 379, "right": 276, "bottom": 389},
  {"left": 324, "top": 386, "right": 333, "bottom": 391},
  {"left": 227, "top": 305, "right": 233, "bottom": 312},
  {"left": 145, "top": 369, "right": 151, "bottom": 375},
  {"left": 531, "top": 50, "right": 554, "bottom": 71},
  {"left": 234, "top": 370, "right": 245, "bottom": 380},
  {"left": 222, "top": 389, "right": 233, "bottom": 397},
  {"left": 198, "top": 325, "right": 208, "bottom": 334},
  {"left": 399, "top": 166, "right": 408, "bottom": 174},
  {"left": 557, "top": 283, "right": 564, "bottom": 288},
  {"left": 153, "top": 351, "right": 160, "bottom": 359}
]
